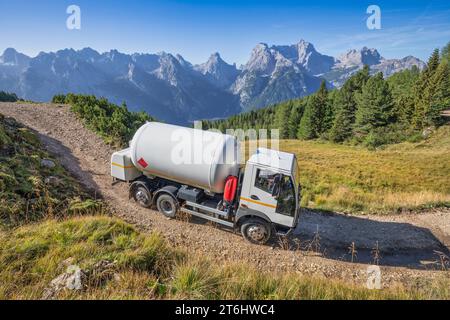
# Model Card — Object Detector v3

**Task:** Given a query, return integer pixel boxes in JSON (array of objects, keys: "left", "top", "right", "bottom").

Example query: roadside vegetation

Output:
[
  {"left": 52, "top": 94, "right": 153, "bottom": 147},
  {"left": 1, "top": 215, "right": 449, "bottom": 300},
  {"left": 0, "top": 91, "right": 19, "bottom": 102},
  {"left": 0, "top": 114, "right": 104, "bottom": 227},
  {"left": 1, "top": 112, "right": 449, "bottom": 300}
]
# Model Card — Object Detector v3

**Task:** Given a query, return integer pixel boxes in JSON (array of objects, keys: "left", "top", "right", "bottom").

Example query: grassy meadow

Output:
[{"left": 245, "top": 124, "right": 450, "bottom": 214}]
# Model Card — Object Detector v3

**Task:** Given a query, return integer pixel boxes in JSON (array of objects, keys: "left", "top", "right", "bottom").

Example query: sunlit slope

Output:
[{"left": 246, "top": 125, "right": 450, "bottom": 214}]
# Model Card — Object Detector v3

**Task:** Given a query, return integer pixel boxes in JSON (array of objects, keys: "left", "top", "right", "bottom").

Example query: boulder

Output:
[
  {"left": 41, "top": 159, "right": 56, "bottom": 168},
  {"left": 42, "top": 265, "right": 86, "bottom": 300}
]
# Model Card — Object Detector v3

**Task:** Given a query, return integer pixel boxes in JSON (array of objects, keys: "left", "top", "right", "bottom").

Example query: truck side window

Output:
[
  {"left": 254, "top": 169, "right": 279, "bottom": 194},
  {"left": 275, "top": 175, "right": 296, "bottom": 217}
]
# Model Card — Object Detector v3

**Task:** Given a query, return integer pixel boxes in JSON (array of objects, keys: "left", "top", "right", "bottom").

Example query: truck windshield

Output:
[{"left": 275, "top": 175, "right": 296, "bottom": 217}]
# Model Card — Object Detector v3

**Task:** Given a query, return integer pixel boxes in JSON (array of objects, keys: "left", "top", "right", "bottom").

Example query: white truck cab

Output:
[{"left": 235, "top": 148, "right": 300, "bottom": 243}]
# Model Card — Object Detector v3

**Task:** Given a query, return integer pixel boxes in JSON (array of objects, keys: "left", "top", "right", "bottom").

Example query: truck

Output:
[{"left": 111, "top": 121, "right": 301, "bottom": 245}]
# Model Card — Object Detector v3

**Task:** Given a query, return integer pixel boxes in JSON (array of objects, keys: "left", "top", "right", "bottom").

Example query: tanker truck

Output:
[{"left": 111, "top": 122, "right": 301, "bottom": 245}]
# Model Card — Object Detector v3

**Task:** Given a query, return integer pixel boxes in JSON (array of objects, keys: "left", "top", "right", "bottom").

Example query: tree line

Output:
[
  {"left": 203, "top": 44, "right": 450, "bottom": 148},
  {"left": 0, "top": 91, "right": 19, "bottom": 102}
]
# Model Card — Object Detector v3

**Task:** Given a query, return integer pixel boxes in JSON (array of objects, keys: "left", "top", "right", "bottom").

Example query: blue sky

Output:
[{"left": 1, "top": 0, "right": 449, "bottom": 64}]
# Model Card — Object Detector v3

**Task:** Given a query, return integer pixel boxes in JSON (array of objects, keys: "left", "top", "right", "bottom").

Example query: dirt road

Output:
[{"left": 1, "top": 102, "right": 449, "bottom": 287}]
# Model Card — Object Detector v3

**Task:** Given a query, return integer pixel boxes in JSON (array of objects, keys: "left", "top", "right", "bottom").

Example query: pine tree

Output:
[
  {"left": 441, "top": 41, "right": 450, "bottom": 64},
  {"left": 425, "top": 61, "right": 450, "bottom": 126},
  {"left": 322, "top": 89, "right": 336, "bottom": 136},
  {"left": 273, "top": 102, "right": 291, "bottom": 139},
  {"left": 314, "top": 80, "right": 329, "bottom": 136},
  {"left": 287, "top": 101, "right": 304, "bottom": 139},
  {"left": 297, "top": 96, "right": 316, "bottom": 139},
  {"left": 354, "top": 72, "right": 394, "bottom": 137},
  {"left": 329, "top": 88, "right": 353, "bottom": 142},
  {"left": 297, "top": 81, "right": 329, "bottom": 140},
  {"left": 428, "top": 48, "right": 441, "bottom": 72},
  {"left": 329, "top": 66, "right": 370, "bottom": 142},
  {"left": 387, "top": 67, "right": 419, "bottom": 124},
  {"left": 413, "top": 49, "right": 442, "bottom": 128}
]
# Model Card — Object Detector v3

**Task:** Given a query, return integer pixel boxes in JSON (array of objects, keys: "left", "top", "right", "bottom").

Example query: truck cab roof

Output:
[{"left": 247, "top": 148, "right": 296, "bottom": 174}]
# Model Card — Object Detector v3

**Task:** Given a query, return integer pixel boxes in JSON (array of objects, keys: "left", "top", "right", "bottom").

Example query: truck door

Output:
[{"left": 241, "top": 166, "right": 295, "bottom": 227}]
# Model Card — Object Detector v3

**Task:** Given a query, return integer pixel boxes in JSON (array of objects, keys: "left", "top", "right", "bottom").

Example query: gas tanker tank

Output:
[{"left": 129, "top": 122, "right": 241, "bottom": 194}]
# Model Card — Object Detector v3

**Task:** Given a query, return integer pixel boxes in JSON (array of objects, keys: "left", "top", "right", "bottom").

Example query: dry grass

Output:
[
  {"left": 245, "top": 125, "right": 450, "bottom": 214},
  {"left": 1, "top": 216, "right": 449, "bottom": 300}
]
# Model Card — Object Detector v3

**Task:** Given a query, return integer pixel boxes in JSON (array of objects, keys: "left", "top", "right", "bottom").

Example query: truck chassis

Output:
[{"left": 125, "top": 174, "right": 293, "bottom": 245}]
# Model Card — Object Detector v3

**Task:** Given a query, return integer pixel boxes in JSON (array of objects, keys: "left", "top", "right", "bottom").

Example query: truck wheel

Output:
[
  {"left": 132, "top": 185, "right": 152, "bottom": 208},
  {"left": 241, "top": 218, "right": 271, "bottom": 245},
  {"left": 156, "top": 194, "right": 178, "bottom": 219}
]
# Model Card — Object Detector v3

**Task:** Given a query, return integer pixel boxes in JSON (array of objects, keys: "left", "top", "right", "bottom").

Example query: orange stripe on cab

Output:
[{"left": 240, "top": 197, "right": 277, "bottom": 209}]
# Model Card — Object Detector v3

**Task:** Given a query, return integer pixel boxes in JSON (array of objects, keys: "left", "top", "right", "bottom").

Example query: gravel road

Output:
[{"left": 1, "top": 102, "right": 449, "bottom": 287}]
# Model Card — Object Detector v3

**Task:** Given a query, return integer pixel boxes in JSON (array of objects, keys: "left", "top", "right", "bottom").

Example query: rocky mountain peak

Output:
[
  {"left": 195, "top": 52, "right": 239, "bottom": 89},
  {"left": 78, "top": 47, "right": 101, "bottom": 61},
  {"left": 337, "top": 47, "right": 382, "bottom": 67},
  {"left": 175, "top": 54, "right": 192, "bottom": 69},
  {"left": 244, "top": 43, "right": 276, "bottom": 74},
  {"left": 0, "top": 48, "right": 31, "bottom": 67}
]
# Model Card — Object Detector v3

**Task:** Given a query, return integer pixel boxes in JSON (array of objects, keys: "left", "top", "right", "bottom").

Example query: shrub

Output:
[
  {"left": 0, "top": 91, "right": 19, "bottom": 102},
  {"left": 59, "top": 94, "right": 154, "bottom": 147},
  {"left": 51, "top": 94, "right": 67, "bottom": 104},
  {"left": 363, "top": 124, "right": 423, "bottom": 149}
]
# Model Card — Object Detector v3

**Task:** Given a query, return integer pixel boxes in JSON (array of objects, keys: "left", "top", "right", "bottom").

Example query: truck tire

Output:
[
  {"left": 132, "top": 185, "right": 152, "bottom": 208},
  {"left": 156, "top": 194, "right": 178, "bottom": 219},
  {"left": 241, "top": 218, "right": 272, "bottom": 245}
]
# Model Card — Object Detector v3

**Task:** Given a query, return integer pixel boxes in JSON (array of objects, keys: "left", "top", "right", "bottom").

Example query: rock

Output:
[
  {"left": 44, "top": 176, "right": 62, "bottom": 186},
  {"left": 42, "top": 265, "right": 86, "bottom": 300},
  {"left": 422, "top": 127, "right": 435, "bottom": 138},
  {"left": 41, "top": 159, "right": 56, "bottom": 168}
]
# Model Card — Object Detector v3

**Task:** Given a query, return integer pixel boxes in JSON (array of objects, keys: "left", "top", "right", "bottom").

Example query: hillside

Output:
[
  {"left": 280, "top": 125, "right": 450, "bottom": 213},
  {"left": 0, "top": 114, "right": 102, "bottom": 227},
  {"left": 1, "top": 101, "right": 450, "bottom": 288},
  {"left": 2, "top": 107, "right": 449, "bottom": 299}
]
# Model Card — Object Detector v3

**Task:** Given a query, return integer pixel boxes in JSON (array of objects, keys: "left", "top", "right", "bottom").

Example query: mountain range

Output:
[{"left": 0, "top": 40, "right": 425, "bottom": 124}]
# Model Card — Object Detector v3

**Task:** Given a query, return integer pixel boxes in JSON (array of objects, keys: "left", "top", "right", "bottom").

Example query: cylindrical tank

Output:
[{"left": 129, "top": 122, "right": 241, "bottom": 193}]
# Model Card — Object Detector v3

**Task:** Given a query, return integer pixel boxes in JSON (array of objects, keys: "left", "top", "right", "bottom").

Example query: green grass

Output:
[
  {"left": 1, "top": 216, "right": 448, "bottom": 300},
  {"left": 0, "top": 113, "right": 105, "bottom": 227},
  {"left": 247, "top": 124, "right": 450, "bottom": 214}
]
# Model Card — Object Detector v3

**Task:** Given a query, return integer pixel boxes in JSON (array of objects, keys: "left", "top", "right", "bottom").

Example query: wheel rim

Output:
[
  {"left": 247, "top": 225, "right": 267, "bottom": 242},
  {"left": 161, "top": 199, "right": 174, "bottom": 214},
  {"left": 135, "top": 188, "right": 149, "bottom": 205}
]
